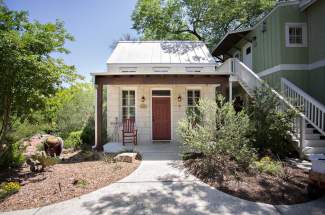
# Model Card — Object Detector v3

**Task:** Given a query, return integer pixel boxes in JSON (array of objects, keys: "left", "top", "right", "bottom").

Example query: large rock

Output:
[{"left": 114, "top": 153, "right": 138, "bottom": 163}]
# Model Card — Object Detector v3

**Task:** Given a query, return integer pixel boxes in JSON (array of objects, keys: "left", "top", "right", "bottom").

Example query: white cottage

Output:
[{"left": 92, "top": 41, "right": 231, "bottom": 149}]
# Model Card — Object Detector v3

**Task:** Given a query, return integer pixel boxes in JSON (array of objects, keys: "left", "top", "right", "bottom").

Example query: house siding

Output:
[
  {"left": 226, "top": 2, "right": 325, "bottom": 104},
  {"left": 106, "top": 84, "right": 217, "bottom": 144},
  {"left": 306, "top": 0, "right": 325, "bottom": 63}
]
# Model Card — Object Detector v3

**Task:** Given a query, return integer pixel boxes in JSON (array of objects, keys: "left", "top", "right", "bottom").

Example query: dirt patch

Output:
[
  {"left": 0, "top": 151, "right": 140, "bottom": 212},
  {"left": 184, "top": 158, "right": 313, "bottom": 205}
]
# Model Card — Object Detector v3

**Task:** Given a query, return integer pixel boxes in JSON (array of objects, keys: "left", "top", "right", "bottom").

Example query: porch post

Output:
[
  {"left": 229, "top": 77, "right": 233, "bottom": 102},
  {"left": 95, "top": 82, "right": 103, "bottom": 151}
]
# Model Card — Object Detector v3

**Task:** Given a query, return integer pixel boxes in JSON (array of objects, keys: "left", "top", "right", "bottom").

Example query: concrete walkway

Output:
[{"left": 2, "top": 143, "right": 325, "bottom": 215}]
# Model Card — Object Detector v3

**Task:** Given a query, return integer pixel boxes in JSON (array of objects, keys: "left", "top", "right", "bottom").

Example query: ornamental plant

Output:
[{"left": 178, "top": 96, "right": 256, "bottom": 174}]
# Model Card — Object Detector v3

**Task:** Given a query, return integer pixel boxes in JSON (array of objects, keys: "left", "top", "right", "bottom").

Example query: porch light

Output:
[
  {"left": 177, "top": 95, "right": 182, "bottom": 102},
  {"left": 141, "top": 96, "right": 145, "bottom": 103}
]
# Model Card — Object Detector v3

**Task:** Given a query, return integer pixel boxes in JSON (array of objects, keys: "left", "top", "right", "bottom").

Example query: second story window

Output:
[{"left": 285, "top": 23, "right": 307, "bottom": 47}]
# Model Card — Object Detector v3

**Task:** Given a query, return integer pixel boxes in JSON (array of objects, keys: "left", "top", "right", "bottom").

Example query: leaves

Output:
[
  {"left": 0, "top": 3, "right": 77, "bottom": 145},
  {"left": 132, "top": 0, "right": 276, "bottom": 48}
]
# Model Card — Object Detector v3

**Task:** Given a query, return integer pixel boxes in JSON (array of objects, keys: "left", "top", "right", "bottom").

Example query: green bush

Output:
[
  {"left": 255, "top": 156, "right": 283, "bottom": 176},
  {"left": 81, "top": 117, "right": 95, "bottom": 146},
  {"left": 0, "top": 142, "right": 25, "bottom": 170},
  {"left": 64, "top": 131, "right": 82, "bottom": 149},
  {"left": 30, "top": 152, "right": 59, "bottom": 171},
  {"left": 36, "top": 143, "right": 44, "bottom": 151},
  {"left": 247, "top": 86, "right": 297, "bottom": 158},
  {"left": 178, "top": 96, "right": 256, "bottom": 172}
]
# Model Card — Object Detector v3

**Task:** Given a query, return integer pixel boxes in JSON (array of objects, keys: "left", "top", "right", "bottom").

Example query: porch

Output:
[{"left": 93, "top": 74, "right": 230, "bottom": 150}]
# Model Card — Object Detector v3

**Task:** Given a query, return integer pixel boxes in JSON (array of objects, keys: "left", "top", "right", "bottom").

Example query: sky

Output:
[{"left": 5, "top": 0, "right": 138, "bottom": 81}]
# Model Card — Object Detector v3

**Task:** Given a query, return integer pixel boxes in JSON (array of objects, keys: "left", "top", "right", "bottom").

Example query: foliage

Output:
[
  {"left": 0, "top": 3, "right": 77, "bottom": 151},
  {"left": 247, "top": 86, "right": 297, "bottom": 158},
  {"left": 254, "top": 156, "right": 283, "bottom": 176},
  {"left": 30, "top": 152, "right": 59, "bottom": 171},
  {"left": 110, "top": 33, "right": 138, "bottom": 50},
  {"left": 46, "top": 83, "right": 95, "bottom": 138},
  {"left": 0, "top": 182, "right": 20, "bottom": 199},
  {"left": 132, "top": 0, "right": 276, "bottom": 48},
  {"left": 0, "top": 142, "right": 25, "bottom": 170},
  {"left": 178, "top": 96, "right": 256, "bottom": 172},
  {"left": 81, "top": 117, "right": 95, "bottom": 146},
  {"left": 73, "top": 179, "right": 88, "bottom": 188},
  {"left": 36, "top": 143, "right": 44, "bottom": 152},
  {"left": 64, "top": 131, "right": 82, "bottom": 149}
]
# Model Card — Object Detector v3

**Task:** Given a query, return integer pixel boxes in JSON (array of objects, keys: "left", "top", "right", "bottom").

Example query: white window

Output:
[
  {"left": 187, "top": 89, "right": 200, "bottom": 112},
  {"left": 285, "top": 23, "right": 307, "bottom": 47},
  {"left": 122, "top": 90, "right": 135, "bottom": 120}
]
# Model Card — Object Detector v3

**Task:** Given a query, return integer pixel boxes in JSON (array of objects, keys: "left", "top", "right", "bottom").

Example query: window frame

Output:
[
  {"left": 285, "top": 23, "right": 307, "bottom": 48},
  {"left": 187, "top": 89, "right": 201, "bottom": 111},
  {"left": 121, "top": 89, "right": 136, "bottom": 120}
]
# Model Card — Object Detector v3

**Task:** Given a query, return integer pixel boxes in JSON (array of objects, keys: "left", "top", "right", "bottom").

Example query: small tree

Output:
[
  {"left": 178, "top": 96, "right": 256, "bottom": 174},
  {"left": 247, "top": 86, "right": 297, "bottom": 158},
  {"left": 0, "top": 3, "right": 77, "bottom": 149}
]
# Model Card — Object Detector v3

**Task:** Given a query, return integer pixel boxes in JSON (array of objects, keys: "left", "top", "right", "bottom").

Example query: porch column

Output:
[
  {"left": 95, "top": 82, "right": 103, "bottom": 151},
  {"left": 229, "top": 77, "right": 233, "bottom": 102}
]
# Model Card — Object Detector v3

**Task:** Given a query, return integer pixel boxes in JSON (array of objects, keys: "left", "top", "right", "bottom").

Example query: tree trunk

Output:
[{"left": 0, "top": 95, "right": 12, "bottom": 150}]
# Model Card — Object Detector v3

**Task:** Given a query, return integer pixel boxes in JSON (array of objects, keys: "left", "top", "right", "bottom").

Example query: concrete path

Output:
[{"left": 2, "top": 143, "right": 325, "bottom": 215}]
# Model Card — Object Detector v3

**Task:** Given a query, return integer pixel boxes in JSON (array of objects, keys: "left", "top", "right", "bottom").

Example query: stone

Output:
[{"left": 114, "top": 152, "right": 138, "bottom": 163}]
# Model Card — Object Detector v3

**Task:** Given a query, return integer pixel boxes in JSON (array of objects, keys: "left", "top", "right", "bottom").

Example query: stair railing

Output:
[
  {"left": 281, "top": 78, "right": 325, "bottom": 137},
  {"left": 224, "top": 58, "right": 307, "bottom": 157}
]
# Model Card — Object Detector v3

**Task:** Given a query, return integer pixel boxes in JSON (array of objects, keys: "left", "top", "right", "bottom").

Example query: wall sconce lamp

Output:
[
  {"left": 141, "top": 96, "right": 145, "bottom": 103},
  {"left": 177, "top": 95, "right": 182, "bottom": 102}
]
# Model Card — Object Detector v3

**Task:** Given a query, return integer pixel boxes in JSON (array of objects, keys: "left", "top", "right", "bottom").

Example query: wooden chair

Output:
[{"left": 122, "top": 118, "right": 137, "bottom": 145}]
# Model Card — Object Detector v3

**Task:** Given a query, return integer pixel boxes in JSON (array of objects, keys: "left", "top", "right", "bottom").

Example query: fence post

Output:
[{"left": 299, "top": 116, "right": 305, "bottom": 159}]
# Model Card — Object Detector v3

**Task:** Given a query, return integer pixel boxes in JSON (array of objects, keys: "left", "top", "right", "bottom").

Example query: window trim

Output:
[
  {"left": 285, "top": 23, "right": 307, "bottom": 48},
  {"left": 121, "top": 89, "right": 136, "bottom": 120},
  {"left": 187, "top": 89, "right": 201, "bottom": 109}
]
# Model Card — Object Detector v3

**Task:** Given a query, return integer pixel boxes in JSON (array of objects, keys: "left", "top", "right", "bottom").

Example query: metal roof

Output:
[{"left": 107, "top": 41, "right": 215, "bottom": 65}]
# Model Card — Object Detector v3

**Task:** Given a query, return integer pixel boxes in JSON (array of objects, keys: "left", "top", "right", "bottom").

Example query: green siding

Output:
[
  {"left": 277, "top": 5, "right": 308, "bottom": 65},
  {"left": 263, "top": 67, "right": 325, "bottom": 105},
  {"left": 224, "top": 2, "right": 325, "bottom": 105},
  {"left": 306, "top": 0, "right": 325, "bottom": 63}
]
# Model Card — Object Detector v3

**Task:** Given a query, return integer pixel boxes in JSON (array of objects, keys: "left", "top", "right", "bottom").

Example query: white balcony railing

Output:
[{"left": 281, "top": 78, "right": 325, "bottom": 137}]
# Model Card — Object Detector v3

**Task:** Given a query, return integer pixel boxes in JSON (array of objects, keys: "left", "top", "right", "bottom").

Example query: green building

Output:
[
  {"left": 212, "top": 0, "right": 325, "bottom": 156},
  {"left": 213, "top": 0, "right": 325, "bottom": 104}
]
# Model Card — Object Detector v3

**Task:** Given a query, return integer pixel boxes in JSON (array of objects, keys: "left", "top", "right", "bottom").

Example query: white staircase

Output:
[
  {"left": 281, "top": 78, "right": 325, "bottom": 157},
  {"left": 224, "top": 58, "right": 325, "bottom": 158}
]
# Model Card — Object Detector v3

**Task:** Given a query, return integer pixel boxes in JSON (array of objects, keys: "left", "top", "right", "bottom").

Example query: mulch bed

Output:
[
  {"left": 184, "top": 158, "right": 314, "bottom": 205},
  {"left": 0, "top": 150, "right": 140, "bottom": 212}
]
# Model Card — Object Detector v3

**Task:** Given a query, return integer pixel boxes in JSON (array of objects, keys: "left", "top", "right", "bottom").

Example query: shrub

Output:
[
  {"left": 247, "top": 86, "right": 297, "bottom": 158},
  {"left": 36, "top": 143, "right": 44, "bottom": 151},
  {"left": 255, "top": 156, "right": 283, "bottom": 176},
  {"left": 0, "top": 182, "right": 21, "bottom": 199},
  {"left": 178, "top": 96, "right": 256, "bottom": 172},
  {"left": 0, "top": 142, "right": 25, "bottom": 170},
  {"left": 64, "top": 131, "right": 82, "bottom": 149},
  {"left": 30, "top": 152, "right": 59, "bottom": 171},
  {"left": 80, "top": 117, "right": 95, "bottom": 146}
]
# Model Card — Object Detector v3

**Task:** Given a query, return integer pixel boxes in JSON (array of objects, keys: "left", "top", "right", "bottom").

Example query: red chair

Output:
[{"left": 122, "top": 118, "right": 137, "bottom": 145}]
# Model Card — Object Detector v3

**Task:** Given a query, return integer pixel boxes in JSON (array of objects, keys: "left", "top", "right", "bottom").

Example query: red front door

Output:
[{"left": 152, "top": 97, "right": 171, "bottom": 140}]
